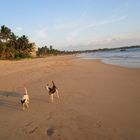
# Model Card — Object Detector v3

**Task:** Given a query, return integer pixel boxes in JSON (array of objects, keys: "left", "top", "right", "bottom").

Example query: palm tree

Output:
[
  {"left": 16, "top": 35, "right": 28, "bottom": 53},
  {"left": 50, "top": 45, "right": 53, "bottom": 50},
  {"left": 6, "top": 33, "right": 17, "bottom": 59},
  {"left": 0, "top": 40, "right": 3, "bottom": 58},
  {"left": 16, "top": 35, "right": 34, "bottom": 58},
  {"left": 0, "top": 25, "right": 12, "bottom": 59},
  {"left": 0, "top": 25, "right": 37, "bottom": 59},
  {"left": 0, "top": 25, "right": 11, "bottom": 43}
]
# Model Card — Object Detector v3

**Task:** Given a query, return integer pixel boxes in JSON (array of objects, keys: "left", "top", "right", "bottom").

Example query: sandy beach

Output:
[{"left": 0, "top": 55, "right": 140, "bottom": 140}]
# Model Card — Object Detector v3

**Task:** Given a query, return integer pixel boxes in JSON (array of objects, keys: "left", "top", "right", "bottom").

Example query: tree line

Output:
[
  {"left": 0, "top": 25, "right": 36, "bottom": 59},
  {"left": 37, "top": 45, "right": 61, "bottom": 57},
  {"left": 0, "top": 25, "right": 63, "bottom": 60}
]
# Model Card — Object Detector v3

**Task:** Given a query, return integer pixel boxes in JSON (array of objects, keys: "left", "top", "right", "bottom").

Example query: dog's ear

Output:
[{"left": 52, "top": 81, "right": 55, "bottom": 85}]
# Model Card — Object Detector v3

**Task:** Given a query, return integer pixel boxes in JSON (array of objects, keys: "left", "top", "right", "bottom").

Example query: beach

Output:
[{"left": 0, "top": 55, "right": 140, "bottom": 140}]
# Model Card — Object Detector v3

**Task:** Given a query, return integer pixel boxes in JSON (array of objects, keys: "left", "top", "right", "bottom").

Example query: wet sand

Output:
[{"left": 0, "top": 55, "right": 140, "bottom": 140}]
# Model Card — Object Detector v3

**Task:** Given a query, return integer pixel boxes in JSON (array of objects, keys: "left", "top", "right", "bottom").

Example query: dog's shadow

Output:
[{"left": 0, "top": 90, "right": 21, "bottom": 110}]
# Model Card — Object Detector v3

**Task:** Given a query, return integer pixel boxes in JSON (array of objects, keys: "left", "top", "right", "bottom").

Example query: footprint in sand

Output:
[
  {"left": 22, "top": 122, "right": 39, "bottom": 134},
  {"left": 96, "top": 121, "right": 102, "bottom": 128},
  {"left": 29, "top": 127, "right": 38, "bottom": 134},
  {"left": 46, "top": 128, "right": 62, "bottom": 140},
  {"left": 47, "top": 128, "right": 54, "bottom": 136},
  {"left": 47, "top": 111, "right": 54, "bottom": 120},
  {"left": 25, "top": 121, "right": 33, "bottom": 127}
]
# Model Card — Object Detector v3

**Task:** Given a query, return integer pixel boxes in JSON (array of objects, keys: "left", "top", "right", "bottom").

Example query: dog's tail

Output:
[{"left": 24, "top": 87, "right": 28, "bottom": 95}]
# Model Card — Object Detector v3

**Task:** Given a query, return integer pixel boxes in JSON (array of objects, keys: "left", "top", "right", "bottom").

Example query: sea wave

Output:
[{"left": 79, "top": 48, "right": 140, "bottom": 68}]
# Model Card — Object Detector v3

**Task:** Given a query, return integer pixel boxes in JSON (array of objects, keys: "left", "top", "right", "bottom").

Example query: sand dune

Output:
[{"left": 0, "top": 55, "right": 140, "bottom": 140}]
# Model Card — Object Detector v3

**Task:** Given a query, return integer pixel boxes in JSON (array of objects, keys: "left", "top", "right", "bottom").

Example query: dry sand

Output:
[{"left": 0, "top": 55, "right": 140, "bottom": 140}]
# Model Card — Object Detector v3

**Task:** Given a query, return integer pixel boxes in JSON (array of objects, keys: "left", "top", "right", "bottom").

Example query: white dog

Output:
[
  {"left": 21, "top": 87, "right": 29, "bottom": 110},
  {"left": 45, "top": 81, "right": 59, "bottom": 103}
]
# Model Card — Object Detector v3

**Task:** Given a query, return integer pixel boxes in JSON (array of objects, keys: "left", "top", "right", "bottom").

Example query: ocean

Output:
[{"left": 79, "top": 48, "right": 140, "bottom": 68}]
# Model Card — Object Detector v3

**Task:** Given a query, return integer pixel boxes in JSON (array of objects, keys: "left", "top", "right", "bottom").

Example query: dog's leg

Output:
[
  {"left": 27, "top": 99, "right": 29, "bottom": 107},
  {"left": 50, "top": 94, "right": 53, "bottom": 103},
  {"left": 26, "top": 102, "right": 29, "bottom": 108},
  {"left": 56, "top": 89, "right": 60, "bottom": 100},
  {"left": 22, "top": 104, "right": 25, "bottom": 110}
]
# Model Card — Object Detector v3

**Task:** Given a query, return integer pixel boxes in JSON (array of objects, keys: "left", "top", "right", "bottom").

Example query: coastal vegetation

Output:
[
  {"left": 0, "top": 25, "right": 36, "bottom": 59},
  {"left": 64, "top": 45, "right": 140, "bottom": 54},
  {"left": 37, "top": 45, "right": 61, "bottom": 57},
  {"left": 0, "top": 25, "right": 140, "bottom": 60}
]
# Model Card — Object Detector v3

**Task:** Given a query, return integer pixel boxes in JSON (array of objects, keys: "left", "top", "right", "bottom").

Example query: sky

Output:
[{"left": 0, "top": 0, "right": 140, "bottom": 50}]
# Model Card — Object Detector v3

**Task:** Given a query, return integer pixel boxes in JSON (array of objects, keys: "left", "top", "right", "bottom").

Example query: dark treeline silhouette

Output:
[
  {"left": 37, "top": 45, "right": 140, "bottom": 57},
  {"left": 41, "top": 45, "right": 140, "bottom": 55},
  {"left": 61, "top": 45, "right": 140, "bottom": 54},
  {"left": 0, "top": 25, "right": 35, "bottom": 59},
  {"left": 37, "top": 45, "right": 61, "bottom": 57}
]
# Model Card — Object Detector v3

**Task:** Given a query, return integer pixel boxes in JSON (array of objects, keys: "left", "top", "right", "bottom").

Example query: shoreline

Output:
[
  {"left": 1, "top": 53, "right": 140, "bottom": 69},
  {"left": 0, "top": 55, "right": 140, "bottom": 140},
  {"left": 78, "top": 51, "right": 140, "bottom": 69}
]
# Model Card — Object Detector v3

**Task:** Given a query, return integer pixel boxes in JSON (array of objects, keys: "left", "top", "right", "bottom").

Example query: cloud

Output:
[
  {"left": 63, "top": 15, "right": 127, "bottom": 45},
  {"left": 36, "top": 28, "right": 48, "bottom": 39},
  {"left": 85, "top": 16, "right": 126, "bottom": 29},
  {"left": 28, "top": 15, "right": 128, "bottom": 49},
  {"left": 65, "top": 36, "right": 140, "bottom": 51},
  {"left": 29, "top": 27, "right": 53, "bottom": 47}
]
